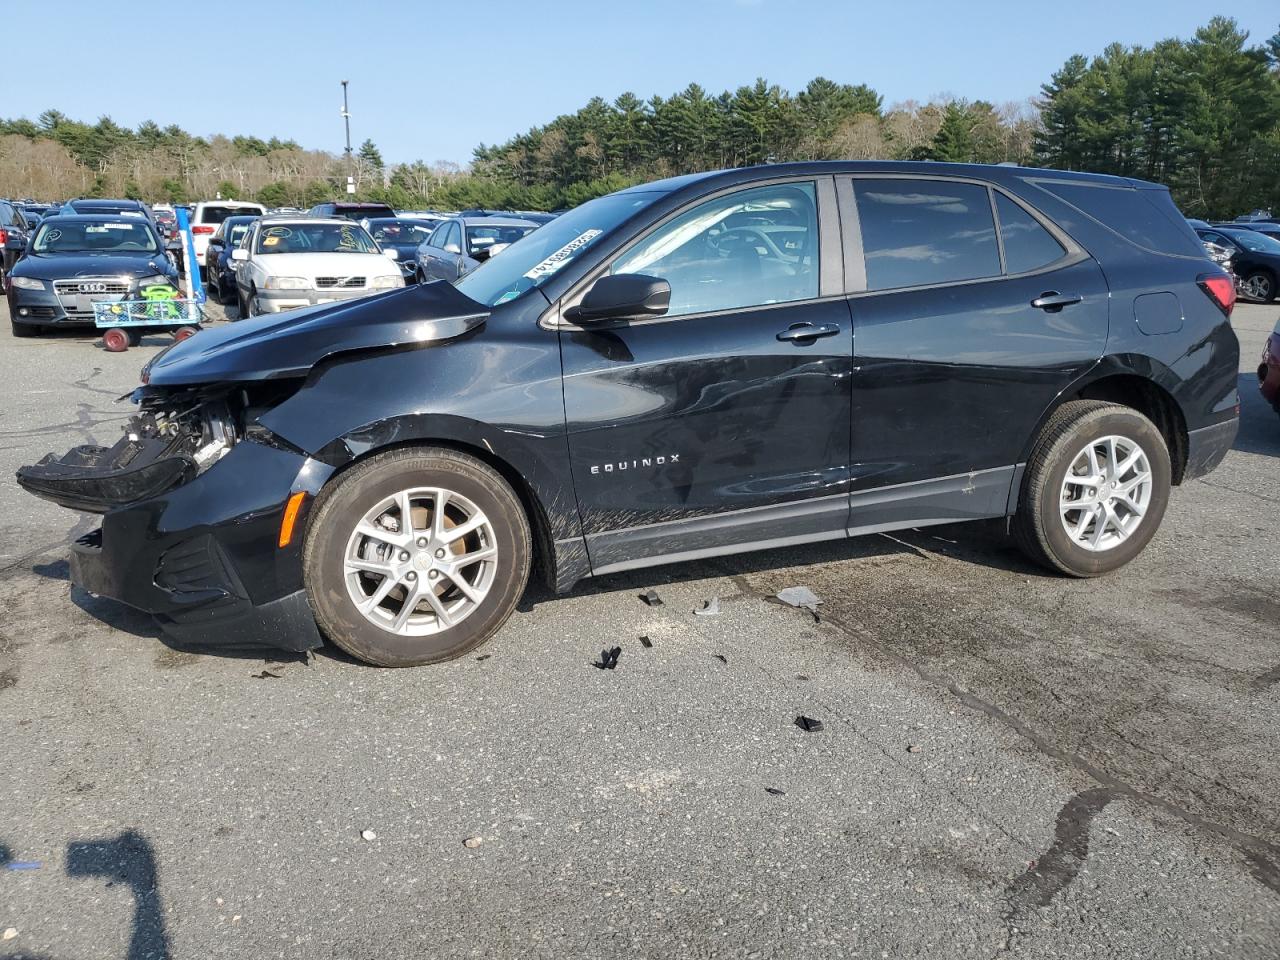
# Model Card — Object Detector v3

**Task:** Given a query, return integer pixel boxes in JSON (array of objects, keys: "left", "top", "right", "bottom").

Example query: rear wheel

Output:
[
  {"left": 1013, "top": 400, "right": 1171, "bottom": 577},
  {"left": 303, "top": 447, "right": 531, "bottom": 666}
]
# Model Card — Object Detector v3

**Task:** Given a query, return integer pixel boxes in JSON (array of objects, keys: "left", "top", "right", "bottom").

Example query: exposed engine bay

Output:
[{"left": 16, "top": 382, "right": 297, "bottom": 513}]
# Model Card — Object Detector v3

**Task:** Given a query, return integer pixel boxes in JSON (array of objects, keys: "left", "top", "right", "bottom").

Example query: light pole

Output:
[{"left": 340, "top": 80, "right": 354, "bottom": 194}]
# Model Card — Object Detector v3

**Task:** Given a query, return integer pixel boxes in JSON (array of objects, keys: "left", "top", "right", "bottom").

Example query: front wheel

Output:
[
  {"left": 1013, "top": 400, "right": 1171, "bottom": 577},
  {"left": 1241, "top": 270, "right": 1275, "bottom": 303},
  {"left": 303, "top": 446, "right": 531, "bottom": 666}
]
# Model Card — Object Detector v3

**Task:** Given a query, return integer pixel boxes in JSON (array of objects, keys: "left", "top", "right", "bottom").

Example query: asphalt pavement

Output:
[{"left": 0, "top": 298, "right": 1276, "bottom": 959}]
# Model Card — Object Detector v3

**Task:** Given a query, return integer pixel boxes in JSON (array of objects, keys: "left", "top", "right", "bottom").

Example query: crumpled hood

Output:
[{"left": 142, "top": 281, "right": 489, "bottom": 386}]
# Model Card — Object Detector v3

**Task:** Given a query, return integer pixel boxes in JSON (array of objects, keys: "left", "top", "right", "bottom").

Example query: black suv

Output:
[
  {"left": 0, "top": 200, "right": 35, "bottom": 287},
  {"left": 18, "top": 162, "right": 1240, "bottom": 667},
  {"left": 307, "top": 201, "right": 397, "bottom": 221}
]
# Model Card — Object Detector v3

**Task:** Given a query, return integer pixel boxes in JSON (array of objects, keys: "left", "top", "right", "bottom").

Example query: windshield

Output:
[
  {"left": 1223, "top": 229, "right": 1280, "bottom": 254},
  {"left": 34, "top": 219, "right": 159, "bottom": 254},
  {"left": 367, "top": 219, "right": 436, "bottom": 245},
  {"left": 456, "top": 191, "right": 662, "bottom": 307},
  {"left": 466, "top": 224, "right": 536, "bottom": 256},
  {"left": 255, "top": 222, "right": 379, "bottom": 254}
]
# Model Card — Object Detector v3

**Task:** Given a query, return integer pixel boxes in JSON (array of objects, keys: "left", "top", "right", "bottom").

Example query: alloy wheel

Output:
[
  {"left": 343, "top": 486, "right": 498, "bottom": 636},
  {"left": 1058, "top": 435, "right": 1153, "bottom": 552},
  {"left": 1243, "top": 273, "right": 1273, "bottom": 302}
]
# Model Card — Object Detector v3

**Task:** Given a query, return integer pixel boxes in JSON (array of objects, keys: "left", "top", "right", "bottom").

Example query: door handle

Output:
[
  {"left": 1030, "top": 291, "right": 1082, "bottom": 312},
  {"left": 776, "top": 322, "right": 840, "bottom": 342}
]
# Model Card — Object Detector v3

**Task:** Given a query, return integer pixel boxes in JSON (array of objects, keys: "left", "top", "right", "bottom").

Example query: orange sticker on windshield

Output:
[{"left": 263, "top": 236, "right": 280, "bottom": 246}]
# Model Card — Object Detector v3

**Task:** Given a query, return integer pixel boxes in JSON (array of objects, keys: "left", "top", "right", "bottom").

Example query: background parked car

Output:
[
  {"left": 5, "top": 214, "right": 178, "bottom": 337},
  {"left": 203, "top": 214, "right": 260, "bottom": 305},
  {"left": 59, "top": 198, "right": 155, "bottom": 223},
  {"left": 1193, "top": 225, "right": 1280, "bottom": 302},
  {"left": 1217, "top": 220, "right": 1280, "bottom": 243},
  {"left": 190, "top": 200, "right": 266, "bottom": 279},
  {"left": 363, "top": 217, "right": 440, "bottom": 282},
  {"left": 414, "top": 215, "right": 538, "bottom": 282},
  {"left": 308, "top": 201, "right": 396, "bottom": 221},
  {"left": 0, "top": 200, "right": 35, "bottom": 288},
  {"left": 232, "top": 216, "right": 402, "bottom": 316}
]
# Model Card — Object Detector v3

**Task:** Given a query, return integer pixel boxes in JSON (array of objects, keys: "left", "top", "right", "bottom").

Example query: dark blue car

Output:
[
  {"left": 203, "top": 215, "right": 260, "bottom": 305},
  {"left": 363, "top": 218, "right": 440, "bottom": 282}
]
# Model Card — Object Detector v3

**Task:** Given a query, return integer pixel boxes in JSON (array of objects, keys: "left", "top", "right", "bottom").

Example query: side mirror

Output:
[
  {"left": 231, "top": 248, "right": 249, "bottom": 262},
  {"left": 382, "top": 247, "right": 399, "bottom": 260},
  {"left": 566, "top": 273, "right": 671, "bottom": 324}
]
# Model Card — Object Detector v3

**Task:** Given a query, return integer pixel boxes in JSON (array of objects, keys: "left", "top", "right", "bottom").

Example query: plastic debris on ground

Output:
[
  {"left": 252, "top": 670, "right": 281, "bottom": 680},
  {"left": 794, "top": 715, "right": 824, "bottom": 733},
  {"left": 639, "top": 589, "right": 663, "bottom": 607},
  {"left": 713, "top": 654, "right": 728, "bottom": 664},
  {"left": 3, "top": 929, "right": 16, "bottom": 941},
  {"left": 594, "top": 646, "right": 622, "bottom": 670},
  {"left": 765, "top": 787, "right": 786, "bottom": 796},
  {"left": 694, "top": 597, "right": 721, "bottom": 616},
  {"left": 360, "top": 829, "right": 377, "bottom": 841},
  {"left": 4, "top": 861, "right": 40, "bottom": 871},
  {"left": 639, "top": 636, "right": 653, "bottom": 649},
  {"left": 463, "top": 836, "right": 483, "bottom": 849},
  {"left": 906, "top": 744, "right": 922, "bottom": 753},
  {"left": 475, "top": 654, "right": 491, "bottom": 662},
  {"left": 776, "top": 585, "right": 822, "bottom": 621}
]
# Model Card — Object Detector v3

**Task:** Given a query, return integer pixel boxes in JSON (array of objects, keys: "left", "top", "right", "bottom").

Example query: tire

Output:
[
  {"left": 126, "top": 328, "right": 144, "bottom": 347},
  {"left": 1012, "top": 400, "right": 1171, "bottom": 577},
  {"left": 102, "top": 327, "right": 130, "bottom": 352},
  {"left": 207, "top": 268, "right": 220, "bottom": 304},
  {"left": 303, "top": 446, "right": 531, "bottom": 667},
  {"left": 10, "top": 318, "right": 36, "bottom": 338},
  {"left": 246, "top": 287, "right": 260, "bottom": 318},
  {"left": 1241, "top": 270, "right": 1275, "bottom": 303}
]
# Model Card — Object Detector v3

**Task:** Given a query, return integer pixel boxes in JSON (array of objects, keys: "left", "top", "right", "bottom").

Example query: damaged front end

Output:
[{"left": 16, "top": 384, "right": 275, "bottom": 513}]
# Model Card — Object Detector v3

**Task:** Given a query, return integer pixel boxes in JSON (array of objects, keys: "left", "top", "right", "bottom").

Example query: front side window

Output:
[
  {"left": 854, "top": 179, "right": 999, "bottom": 291},
  {"left": 611, "top": 181, "right": 819, "bottom": 317},
  {"left": 995, "top": 193, "right": 1065, "bottom": 274}
]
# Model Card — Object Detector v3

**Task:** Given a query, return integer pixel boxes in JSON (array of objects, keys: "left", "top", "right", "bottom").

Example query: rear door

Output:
[
  {"left": 838, "top": 175, "right": 1109, "bottom": 527},
  {"left": 558, "top": 177, "right": 853, "bottom": 573}
]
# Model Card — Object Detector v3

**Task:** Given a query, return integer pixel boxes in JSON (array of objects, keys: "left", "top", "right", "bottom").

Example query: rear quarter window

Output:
[{"left": 1034, "top": 181, "right": 1204, "bottom": 258}]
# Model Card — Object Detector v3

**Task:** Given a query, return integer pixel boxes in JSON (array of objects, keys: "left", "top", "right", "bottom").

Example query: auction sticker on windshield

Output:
[{"left": 523, "top": 230, "right": 602, "bottom": 281}]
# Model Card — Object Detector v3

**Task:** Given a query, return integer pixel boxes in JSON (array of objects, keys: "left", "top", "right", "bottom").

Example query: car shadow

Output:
[
  {"left": 1234, "top": 372, "right": 1280, "bottom": 458},
  {"left": 1, "top": 831, "right": 171, "bottom": 960}
]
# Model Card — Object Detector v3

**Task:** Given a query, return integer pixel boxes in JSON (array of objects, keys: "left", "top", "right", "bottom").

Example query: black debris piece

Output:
[
  {"left": 475, "top": 654, "right": 491, "bottom": 662},
  {"left": 764, "top": 787, "right": 786, "bottom": 797},
  {"left": 794, "top": 715, "right": 824, "bottom": 733},
  {"left": 639, "top": 635, "right": 653, "bottom": 649},
  {"left": 796, "top": 675, "right": 810, "bottom": 681},
  {"left": 594, "top": 646, "right": 622, "bottom": 670},
  {"left": 252, "top": 670, "right": 281, "bottom": 680},
  {"left": 639, "top": 589, "right": 663, "bottom": 607},
  {"left": 713, "top": 654, "right": 728, "bottom": 664}
]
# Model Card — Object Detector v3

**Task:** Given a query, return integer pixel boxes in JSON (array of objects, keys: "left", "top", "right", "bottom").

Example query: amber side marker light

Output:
[{"left": 278, "top": 492, "right": 308, "bottom": 548}]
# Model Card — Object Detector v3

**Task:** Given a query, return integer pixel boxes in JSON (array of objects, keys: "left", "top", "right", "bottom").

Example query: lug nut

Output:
[
  {"left": 435, "top": 549, "right": 446, "bottom": 559},
  {"left": 400, "top": 551, "right": 410, "bottom": 561},
  {"left": 417, "top": 537, "right": 428, "bottom": 547},
  {"left": 428, "top": 570, "right": 439, "bottom": 580},
  {"left": 406, "top": 571, "right": 417, "bottom": 581}
]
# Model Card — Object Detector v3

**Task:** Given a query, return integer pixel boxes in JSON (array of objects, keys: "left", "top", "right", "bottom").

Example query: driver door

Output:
[{"left": 558, "top": 177, "right": 853, "bottom": 574}]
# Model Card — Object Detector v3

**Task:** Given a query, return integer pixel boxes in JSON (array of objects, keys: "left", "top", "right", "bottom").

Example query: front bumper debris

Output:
[{"left": 17, "top": 432, "right": 197, "bottom": 513}]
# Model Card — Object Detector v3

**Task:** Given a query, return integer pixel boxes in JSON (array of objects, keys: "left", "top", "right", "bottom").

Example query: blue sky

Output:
[{"left": 6, "top": 1, "right": 1277, "bottom": 165}]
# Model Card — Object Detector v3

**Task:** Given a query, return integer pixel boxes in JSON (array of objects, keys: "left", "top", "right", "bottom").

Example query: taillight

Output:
[
  {"left": 1198, "top": 272, "right": 1236, "bottom": 317},
  {"left": 0, "top": 228, "right": 8, "bottom": 245},
  {"left": 192, "top": 225, "right": 214, "bottom": 235}
]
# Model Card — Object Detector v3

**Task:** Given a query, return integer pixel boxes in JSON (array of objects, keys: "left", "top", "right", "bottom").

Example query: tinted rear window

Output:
[
  {"left": 334, "top": 205, "right": 395, "bottom": 219},
  {"left": 1036, "top": 181, "right": 1204, "bottom": 257},
  {"left": 199, "top": 205, "right": 262, "bottom": 224},
  {"left": 995, "top": 194, "right": 1065, "bottom": 274},
  {"left": 854, "top": 179, "right": 1000, "bottom": 291}
]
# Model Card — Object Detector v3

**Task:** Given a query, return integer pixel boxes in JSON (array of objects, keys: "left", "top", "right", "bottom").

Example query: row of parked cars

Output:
[
  {"left": 1188, "top": 216, "right": 1280, "bottom": 303},
  {"left": 0, "top": 195, "right": 556, "bottom": 333}
]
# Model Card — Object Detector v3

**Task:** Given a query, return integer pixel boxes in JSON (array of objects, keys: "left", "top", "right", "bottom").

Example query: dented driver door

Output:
[{"left": 558, "top": 177, "right": 853, "bottom": 575}]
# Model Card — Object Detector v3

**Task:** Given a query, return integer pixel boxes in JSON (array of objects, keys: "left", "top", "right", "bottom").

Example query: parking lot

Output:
[{"left": 0, "top": 298, "right": 1276, "bottom": 957}]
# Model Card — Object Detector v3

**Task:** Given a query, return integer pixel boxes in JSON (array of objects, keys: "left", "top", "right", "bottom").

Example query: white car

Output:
[
  {"left": 231, "top": 217, "right": 403, "bottom": 316},
  {"left": 191, "top": 200, "right": 266, "bottom": 275}
]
